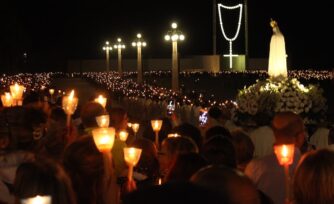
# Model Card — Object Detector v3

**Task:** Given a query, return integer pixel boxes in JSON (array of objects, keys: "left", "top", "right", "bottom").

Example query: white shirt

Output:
[{"left": 249, "top": 126, "right": 275, "bottom": 158}]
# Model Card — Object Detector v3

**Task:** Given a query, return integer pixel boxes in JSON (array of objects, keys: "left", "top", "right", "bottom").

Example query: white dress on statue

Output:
[{"left": 268, "top": 23, "right": 288, "bottom": 78}]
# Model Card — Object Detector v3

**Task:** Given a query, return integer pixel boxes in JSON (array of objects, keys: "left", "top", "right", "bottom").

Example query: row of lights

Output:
[{"left": 102, "top": 22, "right": 185, "bottom": 91}]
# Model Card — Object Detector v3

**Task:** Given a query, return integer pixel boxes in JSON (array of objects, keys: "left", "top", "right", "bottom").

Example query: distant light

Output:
[
  {"left": 132, "top": 42, "right": 136, "bottom": 47},
  {"left": 171, "top": 22, "right": 177, "bottom": 29},
  {"left": 179, "top": 34, "right": 185, "bottom": 41},
  {"left": 165, "top": 35, "right": 171, "bottom": 41},
  {"left": 117, "top": 38, "right": 121, "bottom": 42},
  {"left": 171, "top": 34, "right": 178, "bottom": 41},
  {"left": 137, "top": 33, "right": 142, "bottom": 38},
  {"left": 106, "top": 41, "right": 109, "bottom": 45},
  {"left": 142, "top": 42, "right": 147, "bottom": 47}
]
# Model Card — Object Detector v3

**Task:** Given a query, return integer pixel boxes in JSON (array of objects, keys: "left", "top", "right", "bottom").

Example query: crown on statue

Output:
[{"left": 270, "top": 18, "right": 277, "bottom": 28}]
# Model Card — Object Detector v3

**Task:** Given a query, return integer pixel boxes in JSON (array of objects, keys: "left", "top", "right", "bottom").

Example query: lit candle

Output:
[
  {"left": 124, "top": 147, "right": 142, "bottom": 181},
  {"left": 20, "top": 195, "right": 51, "bottom": 204},
  {"left": 96, "top": 115, "right": 110, "bottom": 128},
  {"left": 94, "top": 95, "right": 107, "bottom": 108},
  {"left": 62, "top": 90, "right": 78, "bottom": 115},
  {"left": 127, "top": 122, "right": 132, "bottom": 128},
  {"left": 1, "top": 92, "right": 13, "bottom": 107},
  {"left": 151, "top": 120, "right": 163, "bottom": 132},
  {"left": 119, "top": 130, "right": 128, "bottom": 142},
  {"left": 49, "top": 89, "right": 55, "bottom": 95},
  {"left": 274, "top": 144, "right": 295, "bottom": 166},
  {"left": 131, "top": 123, "right": 140, "bottom": 135},
  {"left": 167, "top": 133, "right": 180, "bottom": 138},
  {"left": 10, "top": 83, "right": 25, "bottom": 106},
  {"left": 151, "top": 120, "right": 163, "bottom": 149},
  {"left": 92, "top": 127, "right": 115, "bottom": 153}
]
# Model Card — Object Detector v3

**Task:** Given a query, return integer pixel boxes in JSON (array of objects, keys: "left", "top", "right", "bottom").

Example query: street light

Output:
[
  {"left": 102, "top": 41, "right": 113, "bottom": 72},
  {"left": 164, "top": 22, "right": 185, "bottom": 91},
  {"left": 132, "top": 33, "right": 147, "bottom": 83},
  {"left": 113, "top": 38, "right": 126, "bottom": 74}
]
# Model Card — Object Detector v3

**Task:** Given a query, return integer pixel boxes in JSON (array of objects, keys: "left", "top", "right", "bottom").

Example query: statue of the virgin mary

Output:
[{"left": 268, "top": 19, "right": 288, "bottom": 78}]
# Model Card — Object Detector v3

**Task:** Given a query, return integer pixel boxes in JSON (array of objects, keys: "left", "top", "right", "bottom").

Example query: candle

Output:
[
  {"left": 151, "top": 120, "right": 163, "bottom": 132},
  {"left": 274, "top": 144, "right": 295, "bottom": 166},
  {"left": 49, "top": 89, "right": 55, "bottom": 95},
  {"left": 20, "top": 195, "right": 51, "bottom": 204},
  {"left": 124, "top": 147, "right": 142, "bottom": 181},
  {"left": 1, "top": 92, "right": 13, "bottom": 107},
  {"left": 167, "top": 133, "right": 180, "bottom": 138},
  {"left": 62, "top": 90, "right": 78, "bottom": 115},
  {"left": 131, "top": 123, "right": 140, "bottom": 134},
  {"left": 94, "top": 95, "right": 107, "bottom": 108},
  {"left": 96, "top": 115, "right": 110, "bottom": 128},
  {"left": 119, "top": 130, "right": 128, "bottom": 142},
  {"left": 127, "top": 122, "right": 132, "bottom": 128},
  {"left": 10, "top": 83, "right": 25, "bottom": 100},
  {"left": 92, "top": 127, "right": 115, "bottom": 153}
]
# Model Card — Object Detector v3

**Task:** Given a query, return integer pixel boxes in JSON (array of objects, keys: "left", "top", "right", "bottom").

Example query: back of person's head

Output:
[
  {"left": 293, "top": 149, "right": 334, "bottom": 204},
  {"left": 109, "top": 107, "right": 128, "bottom": 131},
  {"left": 14, "top": 156, "right": 76, "bottom": 204},
  {"left": 131, "top": 137, "right": 160, "bottom": 182},
  {"left": 190, "top": 165, "right": 260, "bottom": 204},
  {"left": 230, "top": 130, "right": 254, "bottom": 171},
  {"left": 201, "top": 135, "right": 236, "bottom": 168},
  {"left": 272, "top": 112, "right": 305, "bottom": 148},
  {"left": 161, "top": 136, "right": 199, "bottom": 157},
  {"left": 205, "top": 126, "right": 231, "bottom": 142},
  {"left": 80, "top": 102, "right": 106, "bottom": 128},
  {"left": 49, "top": 106, "right": 67, "bottom": 123},
  {"left": 23, "top": 91, "right": 43, "bottom": 107},
  {"left": 208, "top": 106, "right": 222, "bottom": 120},
  {"left": 122, "top": 181, "right": 225, "bottom": 204},
  {"left": 172, "top": 123, "right": 203, "bottom": 150},
  {"left": 62, "top": 136, "right": 104, "bottom": 204},
  {"left": 165, "top": 152, "right": 208, "bottom": 183}
]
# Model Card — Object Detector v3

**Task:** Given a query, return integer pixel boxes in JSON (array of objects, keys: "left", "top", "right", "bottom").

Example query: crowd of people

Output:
[{"left": 0, "top": 85, "right": 334, "bottom": 204}]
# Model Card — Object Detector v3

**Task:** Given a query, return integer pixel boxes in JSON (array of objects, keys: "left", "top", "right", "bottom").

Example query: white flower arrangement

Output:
[{"left": 236, "top": 77, "right": 327, "bottom": 124}]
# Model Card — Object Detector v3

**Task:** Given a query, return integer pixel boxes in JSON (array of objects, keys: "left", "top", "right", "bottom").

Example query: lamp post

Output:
[
  {"left": 132, "top": 33, "right": 147, "bottom": 83},
  {"left": 113, "top": 38, "right": 126, "bottom": 74},
  {"left": 164, "top": 22, "right": 185, "bottom": 91},
  {"left": 102, "top": 41, "right": 113, "bottom": 72}
]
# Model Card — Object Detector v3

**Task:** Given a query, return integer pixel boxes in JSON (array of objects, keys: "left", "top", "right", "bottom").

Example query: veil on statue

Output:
[{"left": 268, "top": 18, "right": 288, "bottom": 78}]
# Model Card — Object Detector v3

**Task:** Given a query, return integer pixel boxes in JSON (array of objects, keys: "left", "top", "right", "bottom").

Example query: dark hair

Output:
[
  {"left": 208, "top": 106, "right": 222, "bottom": 119},
  {"left": 14, "top": 156, "right": 76, "bottom": 204},
  {"left": 205, "top": 126, "right": 231, "bottom": 142},
  {"left": 80, "top": 102, "right": 106, "bottom": 128},
  {"left": 231, "top": 130, "right": 254, "bottom": 166},
  {"left": 172, "top": 123, "right": 202, "bottom": 149}
]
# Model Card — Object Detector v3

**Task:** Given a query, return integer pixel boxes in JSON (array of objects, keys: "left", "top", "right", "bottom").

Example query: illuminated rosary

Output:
[{"left": 218, "top": 3, "right": 243, "bottom": 69}]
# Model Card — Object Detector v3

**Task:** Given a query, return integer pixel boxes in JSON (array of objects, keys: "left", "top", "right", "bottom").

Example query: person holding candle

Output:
[{"left": 245, "top": 112, "right": 306, "bottom": 204}]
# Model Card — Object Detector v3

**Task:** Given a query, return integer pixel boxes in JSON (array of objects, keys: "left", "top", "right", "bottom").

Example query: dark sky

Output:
[{"left": 1, "top": 0, "right": 333, "bottom": 72}]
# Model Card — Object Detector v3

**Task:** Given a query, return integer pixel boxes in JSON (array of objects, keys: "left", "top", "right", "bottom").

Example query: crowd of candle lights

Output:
[{"left": 0, "top": 70, "right": 331, "bottom": 203}]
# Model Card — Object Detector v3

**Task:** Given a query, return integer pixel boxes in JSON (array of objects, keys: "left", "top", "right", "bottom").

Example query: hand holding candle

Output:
[{"left": 124, "top": 147, "right": 142, "bottom": 182}]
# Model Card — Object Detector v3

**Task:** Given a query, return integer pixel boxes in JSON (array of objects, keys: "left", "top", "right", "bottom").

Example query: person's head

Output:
[
  {"left": 80, "top": 102, "right": 107, "bottom": 129},
  {"left": 63, "top": 136, "right": 105, "bottom": 204},
  {"left": 172, "top": 123, "right": 203, "bottom": 150},
  {"left": 230, "top": 130, "right": 254, "bottom": 172},
  {"left": 131, "top": 137, "right": 160, "bottom": 182},
  {"left": 293, "top": 149, "right": 334, "bottom": 204},
  {"left": 204, "top": 126, "right": 231, "bottom": 142},
  {"left": 190, "top": 165, "right": 260, "bottom": 204},
  {"left": 159, "top": 136, "right": 199, "bottom": 175},
  {"left": 165, "top": 152, "right": 208, "bottom": 183},
  {"left": 208, "top": 106, "right": 222, "bottom": 120},
  {"left": 272, "top": 112, "right": 305, "bottom": 148},
  {"left": 109, "top": 107, "right": 128, "bottom": 131},
  {"left": 201, "top": 135, "right": 236, "bottom": 168},
  {"left": 14, "top": 156, "right": 76, "bottom": 204}
]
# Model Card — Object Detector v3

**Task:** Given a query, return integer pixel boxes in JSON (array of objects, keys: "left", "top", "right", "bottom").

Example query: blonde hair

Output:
[{"left": 293, "top": 149, "right": 334, "bottom": 204}]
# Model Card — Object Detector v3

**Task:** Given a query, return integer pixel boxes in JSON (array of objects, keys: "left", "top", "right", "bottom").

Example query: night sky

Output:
[{"left": 1, "top": 0, "right": 333, "bottom": 72}]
